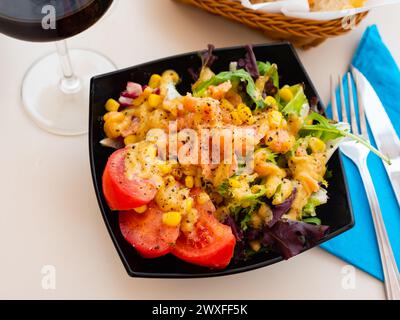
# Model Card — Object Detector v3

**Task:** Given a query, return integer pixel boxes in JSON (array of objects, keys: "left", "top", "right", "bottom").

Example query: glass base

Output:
[{"left": 21, "top": 49, "right": 117, "bottom": 136}]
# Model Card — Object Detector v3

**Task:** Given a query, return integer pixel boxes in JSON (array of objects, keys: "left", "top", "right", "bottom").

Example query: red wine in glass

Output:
[
  {"left": 0, "top": 0, "right": 113, "bottom": 42},
  {"left": 0, "top": 0, "right": 116, "bottom": 135}
]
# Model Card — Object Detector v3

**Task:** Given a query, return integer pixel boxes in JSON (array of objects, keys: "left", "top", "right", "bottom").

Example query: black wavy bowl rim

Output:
[{"left": 89, "top": 42, "right": 354, "bottom": 278}]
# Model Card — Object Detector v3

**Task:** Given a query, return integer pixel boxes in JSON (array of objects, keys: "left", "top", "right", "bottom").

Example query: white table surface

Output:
[{"left": 1, "top": 0, "right": 399, "bottom": 300}]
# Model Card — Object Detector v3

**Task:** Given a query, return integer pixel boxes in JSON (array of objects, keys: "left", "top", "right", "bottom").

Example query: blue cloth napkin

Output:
[{"left": 320, "top": 25, "right": 400, "bottom": 281}]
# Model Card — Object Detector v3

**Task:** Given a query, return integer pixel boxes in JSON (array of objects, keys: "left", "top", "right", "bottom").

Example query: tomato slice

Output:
[
  {"left": 102, "top": 148, "right": 157, "bottom": 211},
  {"left": 172, "top": 189, "right": 236, "bottom": 269},
  {"left": 119, "top": 204, "right": 180, "bottom": 258}
]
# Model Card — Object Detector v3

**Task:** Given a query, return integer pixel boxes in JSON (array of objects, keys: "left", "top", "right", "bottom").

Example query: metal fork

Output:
[{"left": 331, "top": 73, "right": 400, "bottom": 300}]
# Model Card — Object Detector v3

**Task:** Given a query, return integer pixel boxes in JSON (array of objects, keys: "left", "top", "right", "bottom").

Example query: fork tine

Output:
[
  {"left": 347, "top": 72, "right": 359, "bottom": 135},
  {"left": 352, "top": 70, "right": 369, "bottom": 140},
  {"left": 330, "top": 75, "right": 339, "bottom": 122},
  {"left": 339, "top": 76, "right": 349, "bottom": 123},
  {"left": 339, "top": 75, "right": 348, "bottom": 124}
]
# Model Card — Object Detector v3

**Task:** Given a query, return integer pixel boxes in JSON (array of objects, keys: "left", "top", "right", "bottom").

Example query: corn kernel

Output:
[
  {"left": 159, "top": 163, "right": 172, "bottom": 175},
  {"left": 134, "top": 205, "right": 147, "bottom": 214},
  {"left": 264, "top": 96, "right": 277, "bottom": 106},
  {"left": 237, "top": 103, "right": 248, "bottom": 111},
  {"left": 238, "top": 103, "right": 254, "bottom": 124},
  {"left": 197, "top": 192, "right": 210, "bottom": 205},
  {"left": 183, "top": 198, "right": 193, "bottom": 212},
  {"left": 104, "top": 111, "right": 124, "bottom": 123},
  {"left": 194, "top": 176, "right": 202, "bottom": 188},
  {"left": 104, "top": 121, "right": 121, "bottom": 139},
  {"left": 105, "top": 98, "right": 120, "bottom": 112},
  {"left": 143, "top": 86, "right": 153, "bottom": 96},
  {"left": 148, "top": 74, "right": 162, "bottom": 89},
  {"left": 267, "top": 110, "right": 283, "bottom": 129},
  {"left": 148, "top": 94, "right": 162, "bottom": 108},
  {"left": 185, "top": 176, "right": 194, "bottom": 189},
  {"left": 279, "top": 87, "right": 294, "bottom": 102},
  {"left": 249, "top": 240, "right": 261, "bottom": 252},
  {"left": 229, "top": 179, "right": 241, "bottom": 188},
  {"left": 221, "top": 98, "right": 234, "bottom": 111},
  {"left": 163, "top": 70, "right": 180, "bottom": 84},
  {"left": 162, "top": 212, "right": 182, "bottom": 227},
  {"left": 124, "top": 135, "right": 137, "bottom": 146},
  {"left": 309, "top": 137, "right": 326, "bottom": 153},
  {"left": 230, "top": 111, "right": 243, "bottom": 125},
  {"left": 251, "top": 185, "right": 262, "bottom": 194},
  {"left": 132, "top": 87, "right": 153, "bottom": 107}
]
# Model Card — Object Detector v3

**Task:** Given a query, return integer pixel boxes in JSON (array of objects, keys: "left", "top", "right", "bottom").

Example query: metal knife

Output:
[{"left": 352, "top": 66, "right": 400, "bottom": 205}]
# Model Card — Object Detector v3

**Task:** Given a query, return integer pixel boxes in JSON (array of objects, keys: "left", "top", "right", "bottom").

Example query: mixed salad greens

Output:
[{"left": 100, "top": 45, "right": 389, "bottom": 268}]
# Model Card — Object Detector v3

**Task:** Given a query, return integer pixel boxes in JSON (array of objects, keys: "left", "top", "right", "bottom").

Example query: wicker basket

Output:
[{"left": 174, "top": 0, "right": 368, "bottom": 49}]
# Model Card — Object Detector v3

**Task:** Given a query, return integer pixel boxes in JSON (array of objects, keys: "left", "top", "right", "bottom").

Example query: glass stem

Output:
[{"left": 56, "top": 40, "right": 81, "bottom": 94}]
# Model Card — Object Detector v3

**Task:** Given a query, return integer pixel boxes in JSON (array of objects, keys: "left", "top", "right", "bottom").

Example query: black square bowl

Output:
[{"left": 89, "top": 43, "right": 354, "bottom": 278}]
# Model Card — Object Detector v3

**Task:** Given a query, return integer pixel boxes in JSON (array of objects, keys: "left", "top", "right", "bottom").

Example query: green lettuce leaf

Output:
[
  {"left": 302, "top": 189, "right": 328, "bottom": 217},
  {"left": 301, "top": 113, "right": 344, "bottom": 142},
  {"left": 239, "top": 203, "right": 260, "bottom": 231},
  {"left": 193, "top": 69, "right": 265, "bottom": 109},
  {"left": 240, "top": 213, "right": 252, "bottom": 231},
  {"left": 257, "top": 61, "right": 271, "bottom": 76},
  {"left": 217, "top": 180, "right": 230, "bottom": 197},
  {"left": 301, "top": 112, "right": 391, "bottom": 165},
  {"left": 254, "top": 148, "right": 277, "bottom": 165},
  {"left": 257, "top": 61, "right": 279, "bottom": 89},
  {"left": 303, "top": 217, "right": 322, "bottom": 225},
  {"left": 281, "top": 85, "right": 308, "bottom": 116}
]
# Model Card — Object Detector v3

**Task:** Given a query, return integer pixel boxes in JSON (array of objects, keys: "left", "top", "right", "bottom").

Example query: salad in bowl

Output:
[{"left": 97, "top": 45, "right": 380, "bottom": 270}]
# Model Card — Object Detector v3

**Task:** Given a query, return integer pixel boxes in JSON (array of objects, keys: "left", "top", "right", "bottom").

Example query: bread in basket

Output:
[{"left": 174, "top": 0, "right": 368, "bottom": 49}]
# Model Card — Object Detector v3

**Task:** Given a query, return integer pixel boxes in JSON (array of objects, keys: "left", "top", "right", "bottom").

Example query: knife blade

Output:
[{"left": 352, "top": 66, "right": 400, "bottom": 205}]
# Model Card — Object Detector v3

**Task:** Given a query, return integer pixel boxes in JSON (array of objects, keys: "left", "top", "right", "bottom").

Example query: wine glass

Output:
[{"left": 0, "top": 0, "right": 117, "bottom": 136}]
